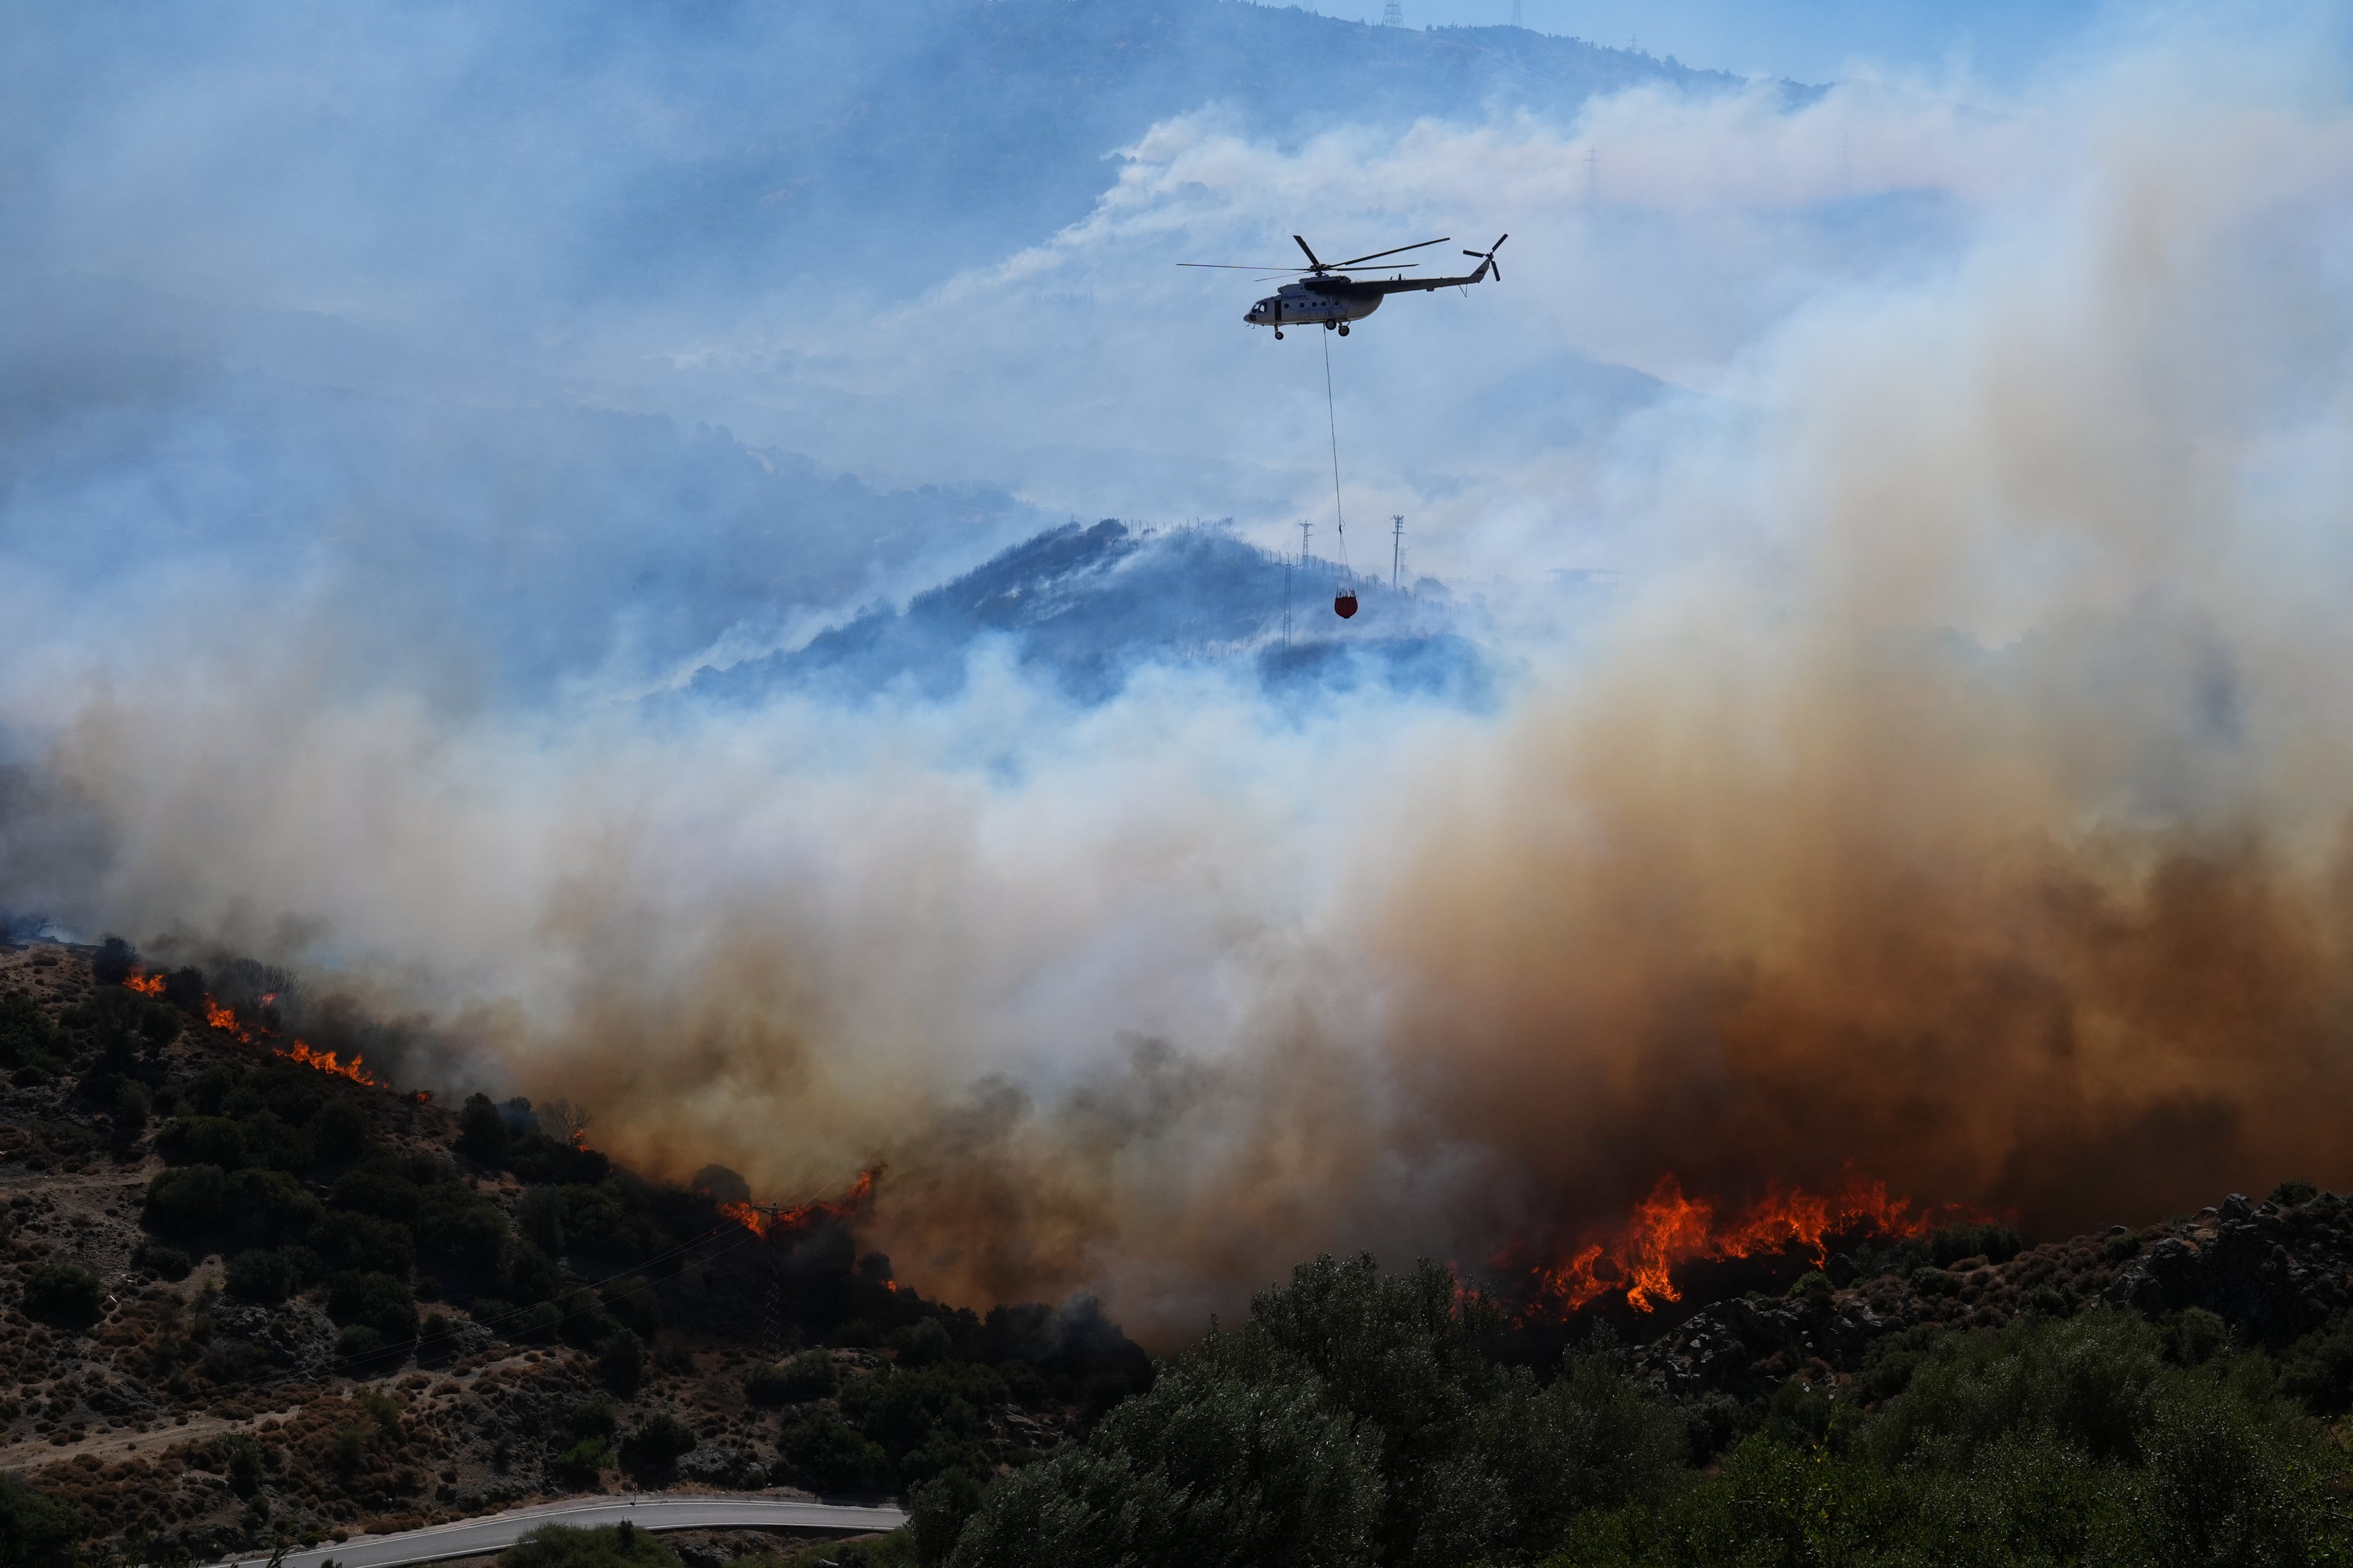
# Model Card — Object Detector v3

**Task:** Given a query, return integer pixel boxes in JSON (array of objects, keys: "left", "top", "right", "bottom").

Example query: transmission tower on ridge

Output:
[
  {"left": 1391, "top": 515, "right": 1405, "bottom": 590},
  {"left": 1510, "top": 0, "right": 1522, "bottom": 27},
  {"left": 1383, "top": 0, "right": 1402, "bottom": 25}
]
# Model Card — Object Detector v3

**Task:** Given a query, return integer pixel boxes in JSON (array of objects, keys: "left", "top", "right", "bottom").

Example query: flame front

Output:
[
  {"left": 276, "top": 1038, "right": 383, "bottom": 1087},
  {"left": 126, "top": 971, "right": 165, "bottom": 997},
  {"left": 1522, "top": 1169, "right": 1953, "bottom": 1314},
  {"left": 719, "top": 1169, "right": 879, "bottom": 1240}
]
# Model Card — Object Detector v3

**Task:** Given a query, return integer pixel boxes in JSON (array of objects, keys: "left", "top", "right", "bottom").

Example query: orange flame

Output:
[
  {"left": 1522, "top": 1169, "right": 1955, "bottom": 1314},
  {"left": 125, "top": 971, "right": 165, "bottom": 996},
  {"left": 719, "top": 1170, "right": 878, "bottom": 1240},
  {"left": 275, "top": 1038, "right": 383, "bottom": 1088},
  {"left": 203, "top": 998, "right": 252, "bottom": 1042}
]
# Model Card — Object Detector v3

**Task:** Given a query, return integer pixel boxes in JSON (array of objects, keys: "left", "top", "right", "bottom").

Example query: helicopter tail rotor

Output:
[{"left": 1463, "top": 233, "right": 1508, "bottom": 282}]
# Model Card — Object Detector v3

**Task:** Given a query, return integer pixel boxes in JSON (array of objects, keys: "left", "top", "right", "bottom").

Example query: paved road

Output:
[{"left": 209, "top": 1494, "right": 908, "bottom": 1568}]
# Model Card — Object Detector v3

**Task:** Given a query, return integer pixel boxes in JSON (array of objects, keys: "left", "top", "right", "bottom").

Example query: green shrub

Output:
[
  {"left": 309, "top": 1098, "right": 371, "bottom": 1164},
  {"left": 2271, "top": 1179, "right": 2320, "bottom": 1208},
  {"left": 596, "top": 1332, "right": 644, "bottom": 1398},
  {"left": 1927, "top": 1222, "right": 2027, "bottom": 1267},
  {"left": 2103, "top": 1231, "right": 2143, "bottom": 1262},
  {"left": 325, "top": 1270, "right": 418, "bottom": 1342},
  {"left": 0, "top": 1472, "right": 80, "bottom": 1568},
  {"left": 569, "top": 1397, "right": 620, "bottom": 1440},
  {"left": 162, "top": 1116, "right": 249, "bottom": 1171},
  {"left": 1788, "top": 1269, "right": 1834, "bottom": 1302},
  {"left": 618, "top": 1415, "right": 697, "bottom": 1476},
  {"left": 457, "top": 1092, "right": 509, "bottom": 1163},
  {"left": 499, "top": 1523, "right": 678, "bottom": 1568},
  {"left": 601, "top": 1277, "right": 663, "bottom": 1340},
  {"left": 778, "top": 1412, "right": 890, "bottom": 1494},
  {"left": 553, "top": 1437, "right": 614, "bottom": 1488},
  {"left": 893, "top": 1318, "right": 954, "bottom": 1367},
  {"left": 0, "top": 994, "right": 60, "bottom": 1069},
  {"left": 225, "top": 1247, "right": 315, "bottom": 1304},
  {"left": 145, "top": 1163, "right": 228, "bottom": 1237},
  {"left": 316, "top": 1211, "right": 416, "bottom": 1276},
  {"left": 135, "top": 1241, "right": 193, "bottom": 1282},
  {"left": 747, "top": 1350, "right": 839, "bottom": 1406},
  {"left": 21, "top": 1263, "right": 104, "bottom": 1330}
]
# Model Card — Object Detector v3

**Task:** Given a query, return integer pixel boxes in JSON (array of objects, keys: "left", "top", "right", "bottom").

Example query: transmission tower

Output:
[
  {"left": 1391, "top": 515, "right": 1405, "bottom": 590},
  {"left": 1510, "top": 0, "right": 1522, "bottom": 27},
  {"left": 1382, "top": 0, "right": 1402, "bottom": 25}
]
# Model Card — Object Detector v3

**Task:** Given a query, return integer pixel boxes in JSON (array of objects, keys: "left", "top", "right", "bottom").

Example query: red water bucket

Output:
[{"left": 1334, "top": 590, "right": 1358, "bottom": 619}]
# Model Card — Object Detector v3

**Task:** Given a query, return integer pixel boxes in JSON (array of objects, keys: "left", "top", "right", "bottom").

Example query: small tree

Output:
[
  {"left": 458, "top": 1093, "right": 509, "bottom": 1163},
  {"left": 21, "top": 1264, "right": 104, "bottom": 1330}
]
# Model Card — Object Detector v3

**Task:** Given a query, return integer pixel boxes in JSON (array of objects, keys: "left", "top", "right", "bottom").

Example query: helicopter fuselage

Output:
[
  {"left": 1243, "top": 246, "right": 1500, "bottom": 335},
  {"left": 1245, "top": 278, "right": 1385, "bottom": 330}
]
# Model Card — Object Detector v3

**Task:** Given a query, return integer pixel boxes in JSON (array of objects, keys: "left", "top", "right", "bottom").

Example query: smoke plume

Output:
[{"left": 6, "top": 6, "right": 2353, "bottom": 1340}]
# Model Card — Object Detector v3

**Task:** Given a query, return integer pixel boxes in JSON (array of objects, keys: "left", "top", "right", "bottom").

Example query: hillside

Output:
[
  {"left": 13, "top": 932, "right": 2353, "bottom": 1567},
  {"left": 687, "top": 519, "right": 1500, "bottom": 709},
  {"left": 0, "top": 940, "right": 1145, "bottom": 1565}
]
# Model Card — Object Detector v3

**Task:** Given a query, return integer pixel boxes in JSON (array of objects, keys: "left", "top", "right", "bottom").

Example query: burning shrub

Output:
[{"left": 21, "top": 1264, "right": 104, "bottom": 1330}]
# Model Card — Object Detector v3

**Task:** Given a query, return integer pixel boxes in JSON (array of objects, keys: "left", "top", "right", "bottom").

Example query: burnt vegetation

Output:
[{"left": 11, "top": 933, "right": 2353, "bottom": 1566}]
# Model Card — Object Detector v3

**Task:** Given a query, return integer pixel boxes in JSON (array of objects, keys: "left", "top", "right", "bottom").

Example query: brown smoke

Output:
[{"left": 13, "top": 29, "right": 2353, "bottom": 1345}]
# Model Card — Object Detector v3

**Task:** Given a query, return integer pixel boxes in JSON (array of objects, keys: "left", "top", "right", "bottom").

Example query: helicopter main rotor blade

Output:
[
  {"left": 1178, "top": 262, "right": 1312, "bottom": 270},
  {"left": 1329, "top": 236, "right": 1449, "bottom": 268},
  {"left": 1293, "top": 234, "right": 1325, "bottom": 269}
]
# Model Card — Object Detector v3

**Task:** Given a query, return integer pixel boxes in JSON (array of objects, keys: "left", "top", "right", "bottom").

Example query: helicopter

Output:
[{"left": 1179, "top": 233, "right": 1507, "bottom": 337}]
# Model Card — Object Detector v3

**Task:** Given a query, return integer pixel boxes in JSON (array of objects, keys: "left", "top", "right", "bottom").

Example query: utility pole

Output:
[{"left": 1391, "top": 515, "right": 1405, "bottom": 590}]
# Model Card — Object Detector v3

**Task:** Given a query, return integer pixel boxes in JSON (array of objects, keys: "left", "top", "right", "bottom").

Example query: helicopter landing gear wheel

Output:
[
  {"left": 1337, "top": 323, "right": 1350, "bottom": 336},
  {"left": 1324, "top": 320, "right": 1335, "bottom": 331},
  {"left": 1273, "top": 328, "right": 1283, "bottom": 339}
]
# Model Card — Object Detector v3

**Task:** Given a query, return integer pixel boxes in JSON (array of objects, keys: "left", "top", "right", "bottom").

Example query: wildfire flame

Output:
[
  {"left": 203, "top": 998, "right": 252, "bottom": 1042},
  {"left": 719, "top": 1170, "right": 879, "bottom": 1240},
  {"left": 276, "top": 1038, "right": 383, "bottom": 1088},
  {"left": 1520, "top": 1169, "right": 1958, "bottom": 1314},
  {"left": 125, "top": 971, "right": 165, "bottom": 996}
]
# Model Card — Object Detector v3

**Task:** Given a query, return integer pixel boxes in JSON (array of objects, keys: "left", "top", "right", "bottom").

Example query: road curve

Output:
[{"left": 209, "top": 1492, "right": 909, "bottom": 1568}]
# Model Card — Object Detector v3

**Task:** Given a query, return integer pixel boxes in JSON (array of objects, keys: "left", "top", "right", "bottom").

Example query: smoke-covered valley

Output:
[{"left": 8, "top": 0, "right": 2353, "bottom": 1344}]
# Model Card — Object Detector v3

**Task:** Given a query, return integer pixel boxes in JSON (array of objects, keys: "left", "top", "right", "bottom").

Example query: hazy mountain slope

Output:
[{"left": 688, "top": 519, "right": 1502, "bottom": 709}]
